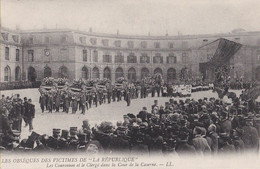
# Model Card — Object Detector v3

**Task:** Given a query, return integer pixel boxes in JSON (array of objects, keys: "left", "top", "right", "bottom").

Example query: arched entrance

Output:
[
  {"left": 59, "top": 66, "right": 68, "bottom": 78},
  {"left": 28, "top": 66, "right": 37, "bottom": 82},
  {"left": 92, "top": 67, "right": 100, "bottom": 79},
  {"left": 154, "top": 67, "right": 163, "bottom": 75},
  {"left": 256, "top": 66, "right": 260, "bottom": 81},
  {"left": 103, "top": 67, "right": 111, "bottom": 80},
  {"left": 115, "top": 67, "right": 124, "bottom": 80},
  {"left": 141, "top": 67, "right": 149, "bottom": 79},
  {"left": 15, "top": 66, "right": 21, "bottom": 81},
  {"left": 167, "top": 68, "right": 176, "bottom": 83},
  {"left": 82, "top": 66, "right": 88, "bottom": 80},
  {"left": 4, "top": 66, "right": 11, "bottom": 82},
  {"left": 128, "top": 67, "right": 136, "bottom": 82},
  {"left": 44, "top": 66, "right": 52, "bottom": 78}
]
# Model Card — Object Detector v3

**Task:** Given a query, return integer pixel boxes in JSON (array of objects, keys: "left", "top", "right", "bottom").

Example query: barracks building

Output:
[{"left": 1, "top": 27, "right": 260, "bottom": 84}]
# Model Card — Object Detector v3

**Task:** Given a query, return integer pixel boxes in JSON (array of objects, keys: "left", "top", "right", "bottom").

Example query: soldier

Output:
[
  {"left": 63, "top": 94, "right": 70, "bottom": 113},
  {"left": 55, "top": 92, "right": 61, "bottom": 112},
  {"left": 107, "top": 88, "right": 112, "bottom": 104},
  {"left": 48, "top": 129, "right": 61, "bottom": 150},
  {"left": 9, "top": 99, "right": 23, "bottom": 131},
  {"left": 25, "top": 99, "right": 35, "bottom": 132},
  {"left": 71, "top": 97, "right": 78, "bottom": 114},
  {"left": 23, "top": 97, "right": 29, "bottom": 127},
  {"left": 47, "top": 94, "right": 53, "bottom": 113},
  {"left": 80, "top": 93, "right": 87, "bottom": 115},
  {"left": 39, "top": 94, "right": 46, "bottom": 113},
  {"left": 88, "top": 92, "right": 92, "bottom": 108},
  {"left": 126, "top": 90, "right": 131, "bottom": 106}
]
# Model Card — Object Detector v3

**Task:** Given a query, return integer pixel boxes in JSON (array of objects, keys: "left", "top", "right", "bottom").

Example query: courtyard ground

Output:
[{"left": 1, "top": 88, "right": 242, "bottom": 139}]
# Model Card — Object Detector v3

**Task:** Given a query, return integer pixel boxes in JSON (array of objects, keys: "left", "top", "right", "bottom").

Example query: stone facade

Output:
[{"left": 1, "top": 27, "right": 260, "bottom": 83}]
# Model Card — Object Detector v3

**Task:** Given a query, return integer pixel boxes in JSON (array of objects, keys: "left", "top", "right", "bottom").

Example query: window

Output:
[
  {"left": 90, "top": 38, "right": 97, "bottom": 45},
  {"left": 115, "top": 52, "right": 124, "bottom": 63},
  {"left": 127, "top": 41, "right": 134, "bottom": 48},
  {"left": 28, "top": 36, "right": 34, "bottom": 44},
  {"left": 182, "top": 52, "right": 188, "bottom": 63},
  {"left": 140, "top": 53, "right": 150, "bottom": 63},
  {"left": 182, "top": 41, "right": 188, "bottom": 49},
  {"left": 257, "top": 50, "right": 260, "bottom": 61},
  {"left": 103, "top": 54, "right": 112, "bottom": 63},
  {"left": 79, "top": 37, "right": 86, "bottom": 44},
  {"left": 102, "top": 39, "right": 109, "bottom": 46},
  {"left": 83, "top": 50, "right": 87, "bottom": 61},
  {"left": 114, "top": 40, "right": 121, "bottom": 47},
  {"left": 127, "top": 53, "right": 137, "bottom": 63},
  {"left": 16, "top": 49, "right": 20, "bottom": 61},
  {"left": 141, "top": 41, "right": 147, "bottom": 48},
  {"left": 5, "top": 33, "right": 9, "bottom": 41},
  {"left": 5, "top": 47, "right": 9, "bottom": 60},
  {"left": 28, "top": 50, "right": 34, "bottom": 62},
  {"left": 60, "top": 48, "right": 68, "bottom": 61},
  {"left": 154, "top": 42, "right": 160, "bottom": 48},
  {"left": 93, "top": 50, "right": 98, "bottom": 62},
  {"left": 169, "top": 42, "right": 174, "bottom": 49},
  {"left": 45, "top": 36, "right": 50, "bottom": 43},
  {"left": 153, "top": 53, "right": 163, "bottom": 63},
  {"left": 167, "top": 53, "right": 177, "bottom": 64},
  {"left": 4, "top": 66, "right": 11, "bottom": 82},
  {"left": 61, "top": 35, "right": 67, "bottom": 43}
]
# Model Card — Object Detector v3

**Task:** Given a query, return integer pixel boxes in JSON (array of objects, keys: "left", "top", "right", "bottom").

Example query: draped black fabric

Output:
[{"left": 208, "top": 38, "right": 242, "bottom": 67}]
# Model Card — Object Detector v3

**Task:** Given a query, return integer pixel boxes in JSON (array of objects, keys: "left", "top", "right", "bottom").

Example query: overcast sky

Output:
[{"left": 2, "top": 0, "right": 260, "bottom": 36}]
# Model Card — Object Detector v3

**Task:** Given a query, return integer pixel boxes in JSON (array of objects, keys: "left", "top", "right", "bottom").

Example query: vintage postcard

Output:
[{"left": 1, "top": 0, "right": 260, "bottom": 169}]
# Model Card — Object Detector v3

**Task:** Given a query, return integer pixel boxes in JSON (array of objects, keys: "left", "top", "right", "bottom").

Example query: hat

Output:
[
  {"left": 53, "top": 128, "right": 61, "bottom": 134},
  {"left": 154, "top": 100, "right": 158, "bottom": 103},
  {"left": 219, "top": 132, "right": 229, "bottom": 138},
  {"left": 142, "top": 107, "right": 147, "bottom": 110},
  {"left": 61, "top": 130, "right": 69, "bottom": 139},
  {"left": 82, "top": 120, "right": 90, "bottom": 128}
]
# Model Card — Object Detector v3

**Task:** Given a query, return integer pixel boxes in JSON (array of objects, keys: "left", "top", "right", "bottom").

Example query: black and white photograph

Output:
[{"left": 1, "top": 0, "right": 260, "bottom": 168}]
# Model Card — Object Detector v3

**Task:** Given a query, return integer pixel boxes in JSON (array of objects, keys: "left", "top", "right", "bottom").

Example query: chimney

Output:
[
  {"left": 117, "top": 29, "right": 119, "bottom": 35},
  {"left": 148, "top": 32, "right": 150, "bottom": 36},
  {"left": 89, "top": 27, "right": 92, "bottom": 33},
  {"left": 15, "top": 24, "right": 20, "bottom": 30}
]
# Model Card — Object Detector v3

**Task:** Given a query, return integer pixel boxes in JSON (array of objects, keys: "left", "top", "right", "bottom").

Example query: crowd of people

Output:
[{"left": 1, "top": 87, "right": 260, "bottom": 154}]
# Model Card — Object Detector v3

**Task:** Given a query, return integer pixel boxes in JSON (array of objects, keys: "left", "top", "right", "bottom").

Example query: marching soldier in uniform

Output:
[
  {"left": 55, "top": 91, "right": 61, "bottom": 112},
  {"left": 39, "top": 94, "right": 46, "bottom": 113},
  {"left": 80, "top": 93, "right": 87, "bottom": 115}
]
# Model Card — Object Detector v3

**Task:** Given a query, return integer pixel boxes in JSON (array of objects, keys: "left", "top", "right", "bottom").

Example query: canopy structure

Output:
[{"left": 199, "top": 38, "right": 242, "bottom": 82}]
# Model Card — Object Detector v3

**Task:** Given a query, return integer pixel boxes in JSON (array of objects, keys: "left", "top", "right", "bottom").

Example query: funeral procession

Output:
[{"left": 1, "top": 0, "right": 260, "bottom": 157}]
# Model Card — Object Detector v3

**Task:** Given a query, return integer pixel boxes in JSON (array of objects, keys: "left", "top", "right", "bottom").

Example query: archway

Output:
[
  {"left": 92, "top": 67, "right": 100, "bottom": 79},
  {"left": 15, "top": 66, "right": 21, "bottom": 81},
  {"left": 141, "top": 67, "right": 149, "bottom": 79},
  {"left": 154, "top": 67, "right": 163, "bottom": 75},
  {"left": 59, "top": 66, "right": 68, "bottom": 78},
  {"left": 103, "top": 67, "right": 111, "bottom": 80},
  {"left": 28, "top": 66, "right": 37, "bottom": 82},
  {"left": 4, "top": 66, "right": 11, "bottom": 82},
  {"left": 115, "top": 67, "right": 124, "bottom": 80},
  {"left": 82, "top": 66, "right": 88, "bottom": 80},
  {"left": 128, "top": 67, "right": 136, "bottom": 82},
  {"left": 256, "top": 66, "right": 260, "bottom": 81},
  {"left": 167, "top": 68, "right": 176, "bottom": 83},
  {"left": 44, "top": 66, "right": 52, "bottom": 78}
]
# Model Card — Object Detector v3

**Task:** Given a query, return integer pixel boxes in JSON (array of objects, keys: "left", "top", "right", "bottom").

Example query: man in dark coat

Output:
[
  {"left": 47, "top": 94, "right": 53, "bottom": 113},
  {"left": 24, "top": 99, "right": 35, "bottom": 131},
  {"left": 109, "top": 126, "right": 130, "bottom": 154},
  {"left": 241, "top": 118, "right": 259, "bottom": 153},
  {"left": 126, "top": 90, "right": 131, "bottom": 106},
  {"left": 23, "top": 97, "right": 29, "bottom": 126},
  {"left": 175, "top": 129, "right": 196, "bottom": 155},
  {"left": 55, "top": 92, "right": 61, "bottom": 112},
  {"left": 39, "top": 94, "right": 46, "bottom": 113},
  {"left": 80, "top": 93, "right": 87, "bottom": 115}
]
